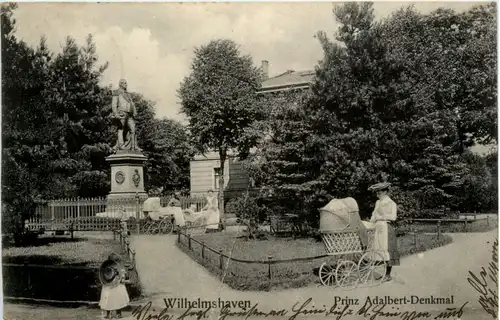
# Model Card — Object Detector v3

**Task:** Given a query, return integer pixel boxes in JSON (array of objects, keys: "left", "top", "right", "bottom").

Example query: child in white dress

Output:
[{"left": 99, "top": 254, "right": 131, "bottom": 319}]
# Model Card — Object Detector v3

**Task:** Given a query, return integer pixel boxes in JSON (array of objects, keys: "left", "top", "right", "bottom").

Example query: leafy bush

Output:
[
  {"left": 452, "top": 151, "right": 498, "bottom": 213},
  {"left": 225, "top": 193, "right": 269, "bottom": 223},
  {"left": 225, "top": 193, "right": 272, "bottom": 239}
]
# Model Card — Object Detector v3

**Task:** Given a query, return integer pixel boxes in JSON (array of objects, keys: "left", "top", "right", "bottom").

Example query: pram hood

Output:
[
  {"left": 143, "top": 197, "right": 161, "bottom": 213},
  {"left": 319, "top": 197, "right": 360, "bottom": 232}
]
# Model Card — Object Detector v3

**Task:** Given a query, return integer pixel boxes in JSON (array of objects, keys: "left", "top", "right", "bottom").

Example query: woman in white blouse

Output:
[{"left": 368, "top": 182, "right": 400, "bottom": 282}]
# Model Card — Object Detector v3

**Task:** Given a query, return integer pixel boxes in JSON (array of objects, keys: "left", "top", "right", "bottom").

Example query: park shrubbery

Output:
[
  {"left": 243, "top": 2, "right": 497, "bottom": 224},
  {"left": 225, "top": 193, "right": 269, "bottom": 223}
]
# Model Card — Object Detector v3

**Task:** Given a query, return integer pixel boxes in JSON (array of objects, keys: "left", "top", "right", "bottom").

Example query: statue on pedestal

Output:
[{"left": 111, "top": 79, "right": 141, "bottom": 152}]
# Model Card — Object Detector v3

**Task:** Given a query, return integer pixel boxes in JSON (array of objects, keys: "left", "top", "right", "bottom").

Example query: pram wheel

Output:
[
  {"left": 148, "top": 224, "right": 160, "bottom": 235},
  {"left": 319, "top": 262, "right": 336, "bottom": 286},
  {"left": 358, "top": 251, "right": 386, "bottom": 287},
  {"left": 335, "top": 260, "right": 359, "bottom": 289},
  {"left": 159, "top": 218, "right": 174, "bottom": 234}
]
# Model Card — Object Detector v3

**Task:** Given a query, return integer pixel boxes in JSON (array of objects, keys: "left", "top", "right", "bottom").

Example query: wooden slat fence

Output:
[
  {"left": 28, "top": 197, "right": 137, "bottom": 232},
  {"left": 158, "top": 196, "right": 207, "bottom": 211},
  {"left": 27, "top": 196, "right": 208, "bottom": 232}
]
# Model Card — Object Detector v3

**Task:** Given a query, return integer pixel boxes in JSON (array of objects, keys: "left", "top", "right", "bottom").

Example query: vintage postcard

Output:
[{"left": 1, "top": 2, "right": 498, "bottom": 320}]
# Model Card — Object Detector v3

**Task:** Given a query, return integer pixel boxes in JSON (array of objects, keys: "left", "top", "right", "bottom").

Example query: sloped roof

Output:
[
  {"left": 193, "top": 150, "right": 239, "bottom": 161},
  {"left": 259, "top": 69, "right": 315, "bottom": 93}
]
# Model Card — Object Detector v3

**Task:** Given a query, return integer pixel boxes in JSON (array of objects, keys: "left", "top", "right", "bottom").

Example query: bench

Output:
[
  {"left": 269, "top": 214, "right": 311, "bottom": 238},
  {"left": 26, "top": 221, "right": 75, "bottom": 238}
]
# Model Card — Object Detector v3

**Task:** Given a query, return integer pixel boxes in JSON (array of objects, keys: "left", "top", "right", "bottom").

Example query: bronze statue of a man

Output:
[{"left": 111, "top": 79, "right": 140, "bottom": 152}]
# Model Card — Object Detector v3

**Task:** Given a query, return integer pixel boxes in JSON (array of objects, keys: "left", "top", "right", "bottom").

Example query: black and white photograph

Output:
[{"left": 1, "top": 2, "right": 498, "bottom": 319}]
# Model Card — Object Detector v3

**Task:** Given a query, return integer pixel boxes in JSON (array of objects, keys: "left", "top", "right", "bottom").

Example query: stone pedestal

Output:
[{"left": 106, "top": 150, "right": 148, "bottom": 218}]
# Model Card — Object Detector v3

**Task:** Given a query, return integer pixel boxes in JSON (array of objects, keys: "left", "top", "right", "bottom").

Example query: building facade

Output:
[
  {"left": 189, "top": 61, "right": 314, "bottom": 199},
  {"left": 189, "top": 151, "right": 251, "bottom": 199}
]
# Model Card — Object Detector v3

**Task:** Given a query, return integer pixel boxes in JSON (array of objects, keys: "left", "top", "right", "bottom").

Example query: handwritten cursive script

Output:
[
  {"left": 219, "top": 298, "right": 467, "bottom": 320},
  {"left": 468, "top": 238, "right": 498, "bottom": 319},
  {"left": 287, "top": 298, "right": 354, "bottom": 320},
  {"left": 132, "top": 297, "right": 470, "bottom": 320},
  {"left": 218, "top": 303, "right": 287, "bottom": 320},
  {"left": 357, "top": 299, "right": 466, "bottom": 320},
  {"left": 132, "top": 301, "right": 174, "bottom": 320}
]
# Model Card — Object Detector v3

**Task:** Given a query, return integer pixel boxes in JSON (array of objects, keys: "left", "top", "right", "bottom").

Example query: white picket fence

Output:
[{"left": 27, "top": 196, "right": 207, "bottom": 232}]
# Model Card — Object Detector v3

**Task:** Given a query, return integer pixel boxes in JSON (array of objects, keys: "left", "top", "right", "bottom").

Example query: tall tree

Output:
[
  {"left": 129, "top": 93, "right": 193, "bottom": 195},
  {"left": 178, "top": 39, "right": 263, "bottom": 220},
  {"left": 456, "top": 151, "right": 497, "bottom": 212},
  {"left": 144, "top": 119, "right": 193, "bottom": 195},
  {"left": 41, "top": 35, "right": 111, "bottom": 198},
  {"left": 1, "top": 4, "right": 195, "bottom": 243},
  {"left": 307, "top": 2, "right": 494, "bottom": 215},
  {"left": 379, "top": 3, "right": 497, "bottom": 152},
  {"left": 2, "top": 4, "right": 55, "bottom": 241},
  {"left": 250, "top": 2, "right": 492, "bottom": 220},
  {"left": 2, "top": 4, "right": 112, "bottom": 242},
  {"left": 243, "top": 90, "right": 321, "bottom": 218}
]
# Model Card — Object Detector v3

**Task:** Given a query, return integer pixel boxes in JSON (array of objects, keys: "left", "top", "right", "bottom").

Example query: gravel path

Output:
[{"left": 130, "top": 234, "right": 227, "bottom": 298}]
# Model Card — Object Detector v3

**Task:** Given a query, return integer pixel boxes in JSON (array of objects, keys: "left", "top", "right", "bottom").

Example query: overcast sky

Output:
[{"left": 13, "top": 2, "right": 482, "bottom": 122}]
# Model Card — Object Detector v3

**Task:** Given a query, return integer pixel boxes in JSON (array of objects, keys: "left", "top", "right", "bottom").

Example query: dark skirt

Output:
[{"left": 387, "top": 223, "right": 400, "bottom": 266}]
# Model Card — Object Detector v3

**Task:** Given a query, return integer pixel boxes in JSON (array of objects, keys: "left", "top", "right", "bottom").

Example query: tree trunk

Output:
[
  {"left": 218, "top": 149, "right": 226, "bottom": 225},
  {"left": 455, "top": 110, "right": 466, "bottom": 154}
]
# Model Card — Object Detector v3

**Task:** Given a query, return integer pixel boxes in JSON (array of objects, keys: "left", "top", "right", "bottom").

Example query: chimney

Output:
[{"left": 261, "top": 60, "right": 269, "bottom": 79}]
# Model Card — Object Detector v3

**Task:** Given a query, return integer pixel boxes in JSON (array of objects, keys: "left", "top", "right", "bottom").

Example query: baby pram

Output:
[
  {"left": 183, "top": 205, "right": 209, "bottom": 236},
  {"left": 318, "top": 197, "right": 386, "bottom": 288},
  {"left": 142, "top": 197, "right": 198, "bottom": 235},
  {"left": 141, "top": 198, "right": 176, "bottom": 234}
]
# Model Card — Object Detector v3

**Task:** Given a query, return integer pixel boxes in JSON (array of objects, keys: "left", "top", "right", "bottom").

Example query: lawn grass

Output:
[
  {"left": 177, "top": 231, "right": 453, "bottom": 291},
  {"left": 2, "top": 234, "right": 142, "bottom": 302},
  {"left": 2, "top": 236, "right": 125, "bottom": 268}
]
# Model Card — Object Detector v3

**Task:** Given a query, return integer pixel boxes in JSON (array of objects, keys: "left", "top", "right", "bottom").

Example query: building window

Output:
[{"left": 214, "top": 167, "right": 221, "bottom": 190}]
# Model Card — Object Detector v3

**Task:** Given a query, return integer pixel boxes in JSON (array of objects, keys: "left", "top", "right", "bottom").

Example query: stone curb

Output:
[
  {"left": 3, "top": 297, "right": 153, "bottom": 312},
  {"left": 3, "top": 297, "right": 99, "bottom": 309}
]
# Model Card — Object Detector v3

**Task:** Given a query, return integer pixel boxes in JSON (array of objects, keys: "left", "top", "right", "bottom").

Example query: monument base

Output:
[
  {"left": 105, "top": 151, "right": 149, "bottom": 219},
  {"left": 105, "top": 192, "right": 148, "bottom": 219}
]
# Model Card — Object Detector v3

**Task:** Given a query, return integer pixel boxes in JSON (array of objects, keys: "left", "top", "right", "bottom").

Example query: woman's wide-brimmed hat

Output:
[{"left": 368, "top": 182, "right": 392, "bottom": 192}]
